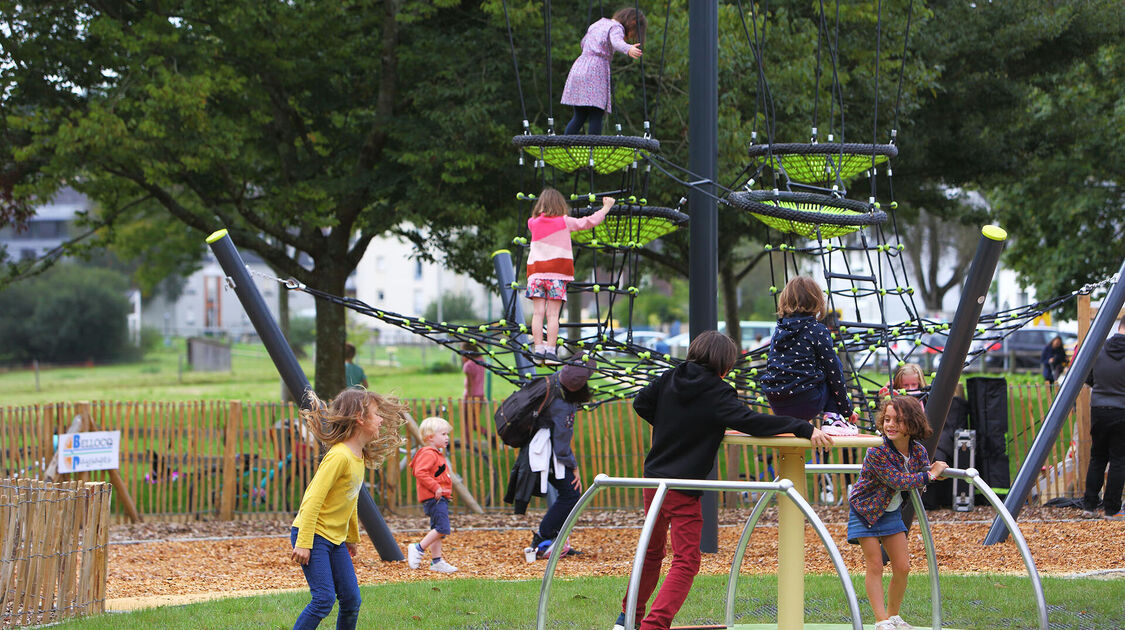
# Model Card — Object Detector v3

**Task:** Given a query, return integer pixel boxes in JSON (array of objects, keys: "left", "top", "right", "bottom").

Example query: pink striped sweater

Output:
[{"left": 526, "top": 206, "right": 611, "bottom": 283}]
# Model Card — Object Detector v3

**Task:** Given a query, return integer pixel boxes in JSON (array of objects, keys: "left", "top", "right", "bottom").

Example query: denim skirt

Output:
[{"left": 846, "top": 505, "right": 906, "bottom": 544}]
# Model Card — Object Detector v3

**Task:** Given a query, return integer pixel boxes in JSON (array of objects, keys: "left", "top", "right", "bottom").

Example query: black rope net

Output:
[{"left": 278, "top": 268, "right": 1114, "bottom": 414}]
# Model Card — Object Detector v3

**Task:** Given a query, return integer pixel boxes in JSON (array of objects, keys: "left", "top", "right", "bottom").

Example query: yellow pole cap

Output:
[
  {"left": 981, "top": 225, "right": 1007, "bottom": 241},
  {"left": 490, "top": 249, "right": 511, "bottom": 258},
  {"left": 205, "top": 228, "right": 229, "bottom": 244}
]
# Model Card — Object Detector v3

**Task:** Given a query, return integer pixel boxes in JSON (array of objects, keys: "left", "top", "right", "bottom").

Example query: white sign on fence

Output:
[{"left": 56, "top": 430, "right": 121, "bottom": 473}]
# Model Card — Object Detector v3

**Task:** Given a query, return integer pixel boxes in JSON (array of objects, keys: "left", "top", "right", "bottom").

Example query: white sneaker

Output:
[
  {"left": 874, "top": 621, "right": 896, "bottom": 630},
  {"left": 888, "top": 615, "right": 914, "bottom": 629},
  {"left": 407, "top": 543, "right": 423, "bottom": 569},
  {"left": 429, "top": 559, "right": 458, "bottom": 573}
]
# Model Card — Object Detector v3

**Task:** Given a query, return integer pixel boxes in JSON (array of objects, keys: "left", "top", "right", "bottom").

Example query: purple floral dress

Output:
[{"left": 560, "top": 18, "right": 634, "bottom": 113}]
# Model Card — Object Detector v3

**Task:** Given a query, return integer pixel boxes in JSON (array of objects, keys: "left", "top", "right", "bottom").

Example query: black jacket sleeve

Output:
[
  {"left": 633, "top": 373, "right": 661, "bottom": 425},
  {"left": 717, "top": 386, "right": 814, "bottom": 438}
]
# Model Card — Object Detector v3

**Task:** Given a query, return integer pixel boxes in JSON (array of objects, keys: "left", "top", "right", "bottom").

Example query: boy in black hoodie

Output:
[
  {"left": 613, "top": 331, "right": 833, "bottom": 630},
  {"left": 1082, "top": 315, "right": 1125, "bottom": 520}
]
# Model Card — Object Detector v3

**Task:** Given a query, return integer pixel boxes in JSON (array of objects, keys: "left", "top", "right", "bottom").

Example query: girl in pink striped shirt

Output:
[{"left": 526, "top": 188, "right": 613, "bottom": 360}]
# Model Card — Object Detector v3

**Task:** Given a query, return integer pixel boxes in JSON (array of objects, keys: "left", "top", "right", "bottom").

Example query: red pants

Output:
[{"left": 622, "top": 488, "right": 703, "bottom": 630}]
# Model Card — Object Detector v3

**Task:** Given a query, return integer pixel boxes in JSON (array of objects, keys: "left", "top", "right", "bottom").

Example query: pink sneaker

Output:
[{"left": 821, "top": 413, "right": 859, "bottom": 436}]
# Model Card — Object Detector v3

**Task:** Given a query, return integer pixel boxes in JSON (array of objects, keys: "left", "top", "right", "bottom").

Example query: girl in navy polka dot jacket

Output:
[{"left": 760, "top": 276, "right": 858, "bottom": 423}]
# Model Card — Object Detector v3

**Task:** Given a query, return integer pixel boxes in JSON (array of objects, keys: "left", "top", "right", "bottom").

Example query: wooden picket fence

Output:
[
  {"left": 0, "top": 479, "right": 111, "bottom": 628},
  {"left": 0, "top": 383, "right": 1088, "bottom": 523}
]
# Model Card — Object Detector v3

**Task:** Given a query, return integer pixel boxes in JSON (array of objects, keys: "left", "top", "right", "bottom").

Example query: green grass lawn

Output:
[
  {"left": 0, "top": 339, "right": 518, "bottom": 405},
  {"left": 48, "top": 574, "right": 1125, "bottom": 630}
]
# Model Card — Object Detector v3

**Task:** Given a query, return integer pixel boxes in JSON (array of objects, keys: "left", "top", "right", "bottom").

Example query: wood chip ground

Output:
[{"left": 104, "top": 506, "right": 1124, "bottom": 609}]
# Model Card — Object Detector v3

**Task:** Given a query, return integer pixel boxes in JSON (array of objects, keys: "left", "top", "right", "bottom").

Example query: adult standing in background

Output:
[
  {"left": 1041, "top": 336, "right": 1069, "bottom": 384},
  {"left": 460, "top": 342, "right": 487, "bottom": 437},
  {"left": 344, "top": 343, "right": 368, "bottom": 389},
  {"left": 1082, "top": 316, "right": 1125, "bottom": 520}
]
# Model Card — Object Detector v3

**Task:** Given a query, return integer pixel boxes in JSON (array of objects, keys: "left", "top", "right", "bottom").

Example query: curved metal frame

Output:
[
  {"left": 536, "top": 474, "right": 862, "bottom": 630},
  {"left": 740, "top": 464, "right": 1047, "bottom": 630}
]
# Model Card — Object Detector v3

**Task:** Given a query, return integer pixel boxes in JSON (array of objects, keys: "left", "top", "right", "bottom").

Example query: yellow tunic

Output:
[{"left": 291, "top": 442, "right": 363, "bottom": 548}]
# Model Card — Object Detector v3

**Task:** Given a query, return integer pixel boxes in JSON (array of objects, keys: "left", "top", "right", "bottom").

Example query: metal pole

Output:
[
  {"left": 689, "top": 0, "right": 720, "bottom": 555},
  {"left": 984, "top": 257, "right": 1125, "bottom": 544},
  {"left": 924, "top": 225, "right": 1007, "bottom": 453},
  {"left": 897, "top": 226, "right": 1007, "bottom": 542},
  {"left": 491, "top": 249, "right": 534, "bottom": 379},
  {"left": 206, "top": 229, "right": 404, "bottom": 562}
]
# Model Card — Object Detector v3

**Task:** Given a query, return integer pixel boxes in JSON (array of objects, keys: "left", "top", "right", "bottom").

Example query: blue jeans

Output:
[
  {"left": 538, "top": 467, "right": 580, "bottom": 540},
  {"left": 290, "top": 527, "right": 361, "bottom": 630}
]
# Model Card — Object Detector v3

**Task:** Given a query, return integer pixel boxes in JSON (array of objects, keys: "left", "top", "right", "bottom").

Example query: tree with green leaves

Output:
[
  {"left": 890, "top": 0, "right": 1125, "bottom": 315},
  {"left": 1, "top": 0, "right": 523, "bottom": 395}
]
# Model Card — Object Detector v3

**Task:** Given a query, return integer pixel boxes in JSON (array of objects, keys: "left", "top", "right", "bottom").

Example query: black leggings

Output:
[{"left": 564, "top": 106, "right": 604, "bottom": 135}]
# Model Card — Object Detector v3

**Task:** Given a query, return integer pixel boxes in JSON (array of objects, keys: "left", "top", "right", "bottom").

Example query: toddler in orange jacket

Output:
[{"left": 408, "top": 417, "right": 457, "bottom": 573}]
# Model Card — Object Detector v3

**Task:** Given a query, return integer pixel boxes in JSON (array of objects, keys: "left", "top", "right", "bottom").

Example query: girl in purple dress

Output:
[{"left": 561, "top": 8, "right": 646, "bottom": 136}]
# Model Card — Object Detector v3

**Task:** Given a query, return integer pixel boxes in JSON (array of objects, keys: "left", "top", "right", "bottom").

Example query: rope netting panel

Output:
[
  {"left": 262, "top": 268, "right": 1114, "bottom": 413},
  {"left": 748, "top": 142, "right": 898, "bottom": 184},
  {"left": 288, "top": 282, "right": 677, "bottom": 409},
  {"left": 512, "top": 134, "right": 660, "bottom": 174},
  {"left": 754, "top": 219, "right": 1119, "bottom": 420}
]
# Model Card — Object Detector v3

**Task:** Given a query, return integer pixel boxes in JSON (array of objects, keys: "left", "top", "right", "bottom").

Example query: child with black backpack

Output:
[{"left": 501, "top": 355, "right": 596, "bottom": 559}]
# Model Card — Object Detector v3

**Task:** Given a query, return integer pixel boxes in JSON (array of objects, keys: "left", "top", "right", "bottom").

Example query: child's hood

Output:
[
  {"left": 666, "top": 361, "right": 723, "bottom": 403},
  {"left": 1105, "top": 334, "right": 1125, "bottom": 360},
  {"left": 772, "top": 315, "right": 817, "bottom": 344},
  {"left": 410, "top": 445, "right": 444, "bottom": 467}
]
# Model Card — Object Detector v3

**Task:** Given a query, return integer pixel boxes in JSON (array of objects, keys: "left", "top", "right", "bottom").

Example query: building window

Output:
[
  {"left": 375, "top": 256, "right": 385, "bottom": 272},
  {"left": 377, "top": 290, "right": 385, "bottom": 301},
  {"left": 414, "top": 260, "right": 423, "bottom": 280}
]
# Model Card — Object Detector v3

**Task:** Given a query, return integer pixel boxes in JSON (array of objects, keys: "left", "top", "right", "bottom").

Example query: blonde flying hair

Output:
[
  {"left": 300, "top": 388, "right": 406, "bottom": 468},
  {"left": 531, "top": 187, "right": 570, "bottom": 218},
  {"left": 419, "top": 416, "right": 453, "bottom": 442},
  {"left": 776, "top": 276, "right": 827, "bottom": 319}
]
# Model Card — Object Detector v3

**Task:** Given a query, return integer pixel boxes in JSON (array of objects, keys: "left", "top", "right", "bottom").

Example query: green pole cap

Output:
[
  {"left": 205, "top": 228, "right": 229, "bottom": 244},
  {"left": 490, "top": 249, "right": 511, "bottom": 258},
  {"left": 981, "top": 225, "right": 1007, "bottom": 241}
]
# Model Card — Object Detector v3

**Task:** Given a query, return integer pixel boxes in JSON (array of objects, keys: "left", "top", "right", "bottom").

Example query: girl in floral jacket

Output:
[{"left": 847, "top": 396, "right": 947, "bottom": 630}]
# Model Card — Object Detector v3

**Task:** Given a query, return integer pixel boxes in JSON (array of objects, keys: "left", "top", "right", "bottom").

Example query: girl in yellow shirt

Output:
[{"left": 289, "top": 388, "right": 405, "bottom": 629}]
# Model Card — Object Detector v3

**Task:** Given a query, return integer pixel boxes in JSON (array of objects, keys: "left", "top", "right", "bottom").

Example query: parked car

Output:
[
  {"left": 665, "top": 320, "right": 776, "bottom": 357},
  {"left": 607, "top": 326, "right": 666, "bottom": 357},
  {"left": 610, "top": 329, "right": 668, "bottom": 353},
  {"left": 980, "top": 326, "right": 1077, "bottom": 371}
]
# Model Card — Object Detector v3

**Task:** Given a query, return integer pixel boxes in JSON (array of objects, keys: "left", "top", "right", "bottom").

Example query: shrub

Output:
[{"left": 0, "top": 264, "right": 132, "bottom": 364}]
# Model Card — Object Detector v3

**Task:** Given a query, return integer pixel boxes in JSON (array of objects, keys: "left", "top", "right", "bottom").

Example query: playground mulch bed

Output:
[{"left": 105, "top": 505, "right": 1125, "bottom": 605}]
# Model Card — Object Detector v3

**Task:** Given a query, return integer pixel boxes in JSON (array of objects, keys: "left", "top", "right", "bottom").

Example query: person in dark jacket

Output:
[
  {"left": 760, "top": 276, "right": 857, "bottom": 424},
  {"left": 1041, "top": 336, "right": 1069, "bottom": 384},
  {"left": 612, "top": 331, "right": 833, "bottom": 630},
  {"left": 1082, "top": 316, "right": 1125, "bottom": 520}
]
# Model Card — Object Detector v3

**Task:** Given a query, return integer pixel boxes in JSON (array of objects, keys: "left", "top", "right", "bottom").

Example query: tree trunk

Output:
[
  {"left": 313, "top": 270, "right": 349, "bottom": 397},
  {"left": 719, "top": 262, "right": 742, "bottom": 350}
]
